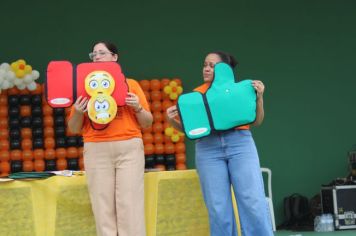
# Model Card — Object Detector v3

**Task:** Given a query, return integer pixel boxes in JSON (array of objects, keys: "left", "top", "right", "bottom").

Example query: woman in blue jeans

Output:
[{"left": 166, "top": 51, "right": 273, "bottom": 236}]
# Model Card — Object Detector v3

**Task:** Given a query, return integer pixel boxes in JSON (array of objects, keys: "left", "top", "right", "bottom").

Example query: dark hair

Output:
[
  {"left": 92, "top": 41, "right": 119, "bottom": 58},
  {"left": 210, "top": 51, "right": 238, "bottom": 69}
]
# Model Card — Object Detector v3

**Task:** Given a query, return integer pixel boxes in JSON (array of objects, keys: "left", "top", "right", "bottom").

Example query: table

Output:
[{"left": 0, "top": 170, "right": 241, "bottom": 236}]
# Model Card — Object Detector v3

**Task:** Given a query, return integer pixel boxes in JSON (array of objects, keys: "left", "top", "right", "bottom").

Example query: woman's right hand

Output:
[
  {"left": 166, "top": 105, "right": 178, "bottom": 120},
  {"left": 74, "top": 96, "right": 89, "bottom": 114}
]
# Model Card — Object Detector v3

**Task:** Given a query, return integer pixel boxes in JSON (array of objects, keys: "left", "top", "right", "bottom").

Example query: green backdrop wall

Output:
[{"left": 1, "top": 0, "right": 356, "bottom": 225}]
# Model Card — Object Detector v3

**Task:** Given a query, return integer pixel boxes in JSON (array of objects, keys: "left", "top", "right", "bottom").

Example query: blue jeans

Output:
[{"left": 195, "top": 129, "right": 273, "bottom": 236}]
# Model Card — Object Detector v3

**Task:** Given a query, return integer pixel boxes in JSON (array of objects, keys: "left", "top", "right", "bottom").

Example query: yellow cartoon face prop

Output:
[
  {"left": 85, "top": 71, "right": 115, "bottom": 96},
  {"left": 87, "top": 94, "right": 117, "bottom": 124}
]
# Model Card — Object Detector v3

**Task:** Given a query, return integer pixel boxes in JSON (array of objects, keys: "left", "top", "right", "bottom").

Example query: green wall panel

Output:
[{"left": 1, "top": 0, "right": 356, "bottom": 225}]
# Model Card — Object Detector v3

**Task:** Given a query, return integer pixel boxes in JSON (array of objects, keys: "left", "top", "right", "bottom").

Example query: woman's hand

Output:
[
  {"left": 166, "top": 105, "right": 183, "bottom": 131},
  {"left": 166, "top": 105, "right": 178, "bottom": 120},
  {"left": 126, "top": 92, "right": 142, "bottom": 112},
  {"left": 74, "top": 96, "right": 88, "bottom": 114},
  {"left": 252, "top": 80, "right": 265, "bottom": 99}
]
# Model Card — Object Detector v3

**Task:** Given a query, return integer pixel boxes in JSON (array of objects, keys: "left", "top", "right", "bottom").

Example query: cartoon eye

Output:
[
  {"left": 94, "top": 100, "right": 110, "bottom": 111},
  {"left": 89, "top": 80, "right": 99, "bottom": 89},
  {"left": 95, "top": 101, "right": 101, "bottom": 111},
  {"left": 101, "top": 79, "right": 110, "bottom": 89},
  {"left": 101, "top": 101, "right": 109, "bottom": 110}
]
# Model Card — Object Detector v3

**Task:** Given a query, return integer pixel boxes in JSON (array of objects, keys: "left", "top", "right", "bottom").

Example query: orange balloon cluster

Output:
[
  {"left": 139, "top": 78, "right": 187, "bottom": 171},
  {"left": 0, "top": 83, "right": 84, "bottom": 176}
]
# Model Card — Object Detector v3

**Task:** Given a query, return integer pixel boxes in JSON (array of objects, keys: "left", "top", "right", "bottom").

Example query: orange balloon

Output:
[
  {"left": 19, "top": 88, "right": 30, "bottom": 95},
  {"left": 153, "top": 111, "right": 163, "bottom": 123},
  {"left": 152, "top": 122, "right": 163, "bottom": 133},
  {"left": 176, "top": 163, "right": 187, "bottom": 170},
  {"left": 43, "top": 116, "right": 54, "bottom": 127},
  {"left": 160, "top": 78, "right": 171, "bottom": 88},
  {"left": 23, "top": 160, "right": 34, "bottom": 172},
  {"left": 164, "top": 142, "right": 175, "bottom": 154},
  {"left": 44, "top": 137, "right": 55, "bottom": 149},
  {"left": 0, "top": 118, "right": 7, "bottom": 128},
  {"left": 42, "top": 105, "right": 53, "bottom": 116},
  {"left": 66, "top": 147, "right": 78, "bottom": 158},
  {"left": 175, "top": 142, "right": 186, "bottom": 154},
  {"left": 0, "top": 95, "right": 8, "bottom": 106},
  {"left": 151, "top": 101, "right": 162, "bottom": 112},
  {"left": 42, "top": 95, "right": 48, "bottom": 106},
  {"left": 45, "top": 149, "right": 56, "bottom": 160},
  {"left": 56, "top": 148, "right": 67, "bottom": 159},
  {"left": 0, "top": 151, "right": 10, "bottom": 161},
  {"left": 142, "top": 133, "right": 153, "bottom": 145},
  {"left": 144, "top": 143, "right": 154, "bottom": 155},
  {"left": 0, "top": 106, "right": 8, "bottom": 117},
  {"left": 10, "top": 150, "right": 22, "bottom": 161},
  {"left": 22, "top": 150, "right": 33, "bottom": 161},
  {"left": 161, "top": 99, "right": 173, "bottom": 112},
  {"left": 21, "top": 138, "right": 33, "bottom": 150},
  {"left": 0, "top": 129, "right": 8, "bottom": 139},
  {"left": 56, "top": 158, "right": 67, "bottom": 170},
  {"left": 150, "top": 90, "right": 162, "bottom": 101},
  {"left": 34, "top": 159, "right": 45, "bottom": 172},
  {"left": 0, "top": 140, "right": 9, "bottom": 150},
  {"left": 0, "top": 161, "right": 10, "bottom": 173},
  {"left": 33, "top": 149, "right": 45, "bottom": 160},
  {"left": 163, "top": 122, "right": 170, "bottom": 130},
  {"left": 176, "top": 153, "right": 186, "bottom": 164},
  {"left": 139, "top": 80, "right": 151, "bottom": 91},
  {"left": 153, "top": 133, "right": 164, "bottom": 144},
  {"left": 154, "top": 143, "right": 165, "bottom": 155},
  {"left": 21, "top": 128, "right": 32, "bottom": 139},
  {"left": 143, "top": 91, "right": 151, "bottom": 102},
  {"left": 44, "top": 127, "right": 54, "bottom": 138},
  {"left": 7, "top": 87, "right": 20, "bottom": 95},
  {"left": 20, "top": 106, "right": 31, "bottom": 117},
  {"left": 150, "top": 79, "right": 161, "bottom": 91},
  {"left": 164, "top": 134, "right": 172, "bottom": 143}
]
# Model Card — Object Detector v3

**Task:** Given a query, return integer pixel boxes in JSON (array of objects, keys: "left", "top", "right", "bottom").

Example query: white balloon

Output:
[
  {"left": 14, "top": 78, "right": 23, "bottom": 86},
  {"left": 27, "top": 81, "right": 37, "bottom": 91},
  {"left": 32, "top": 70, "right": 40, "bottom": 80},
  {"left": 0, "top": 69, "right": 6, "bottom": 77},
  {"left": 0, "top": 75, "right": 4, "bottom": 84},
  {"left": 23, "top": 74, "right": 33, "bottom": 84},
  {"left": 17, "top": 84, "right": 26, "bottom": 90},
  {"left": 6, "top": 71, "right": 15, "bottom": 81},
  {"left": 2, "top": 80, "right": 10, "bottom": 90},
  {"left": 0, "top": 63, "right": 10, "bottom": 70}
]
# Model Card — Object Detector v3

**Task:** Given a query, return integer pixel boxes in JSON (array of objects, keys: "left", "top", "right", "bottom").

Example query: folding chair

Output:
[{"left": 261, "top": 167, "right": 276, "bottom": 231}]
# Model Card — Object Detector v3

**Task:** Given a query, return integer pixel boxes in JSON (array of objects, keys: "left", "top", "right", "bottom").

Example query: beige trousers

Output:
[{"left": 84, "top": 138, "right": 146, "bottom": 236}]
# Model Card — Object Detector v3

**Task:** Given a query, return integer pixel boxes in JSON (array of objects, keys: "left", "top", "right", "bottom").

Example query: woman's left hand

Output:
[
  {"left": 125, "top": 92, "right": 142, "bottom": 112},
  {"left": 252, "top": 80, "right": 265, "bottom": 99}
]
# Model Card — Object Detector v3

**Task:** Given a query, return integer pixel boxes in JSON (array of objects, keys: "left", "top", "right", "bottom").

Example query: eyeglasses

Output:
[{"left": 89, "top": 51, "right": 114, "bottom": 60}]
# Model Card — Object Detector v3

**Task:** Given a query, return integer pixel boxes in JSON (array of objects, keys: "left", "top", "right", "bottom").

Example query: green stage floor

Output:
[{"left": 275, "top": 230, "right": 356, "bottom": 236}]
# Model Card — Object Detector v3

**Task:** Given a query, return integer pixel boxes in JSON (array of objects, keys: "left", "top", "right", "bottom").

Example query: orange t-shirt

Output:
[
  {"left": 69, "top": 79, "right": 150, "bottom": 142},
  {"left": 194, "top": 83, "right": 250, "bottom": 130}
]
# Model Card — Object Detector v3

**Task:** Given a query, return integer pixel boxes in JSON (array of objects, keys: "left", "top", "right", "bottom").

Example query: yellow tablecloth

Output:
[{"left": 0, "top": 170, "right": 240, "bottom": 236}]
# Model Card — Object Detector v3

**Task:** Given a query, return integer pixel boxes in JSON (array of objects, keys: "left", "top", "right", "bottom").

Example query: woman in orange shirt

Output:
[
  {"left": 166, "top": 51, "right": 273, "bottom": 236},
  {"left": 68, "top": 41, "right": 152, "bottom": 236}
]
